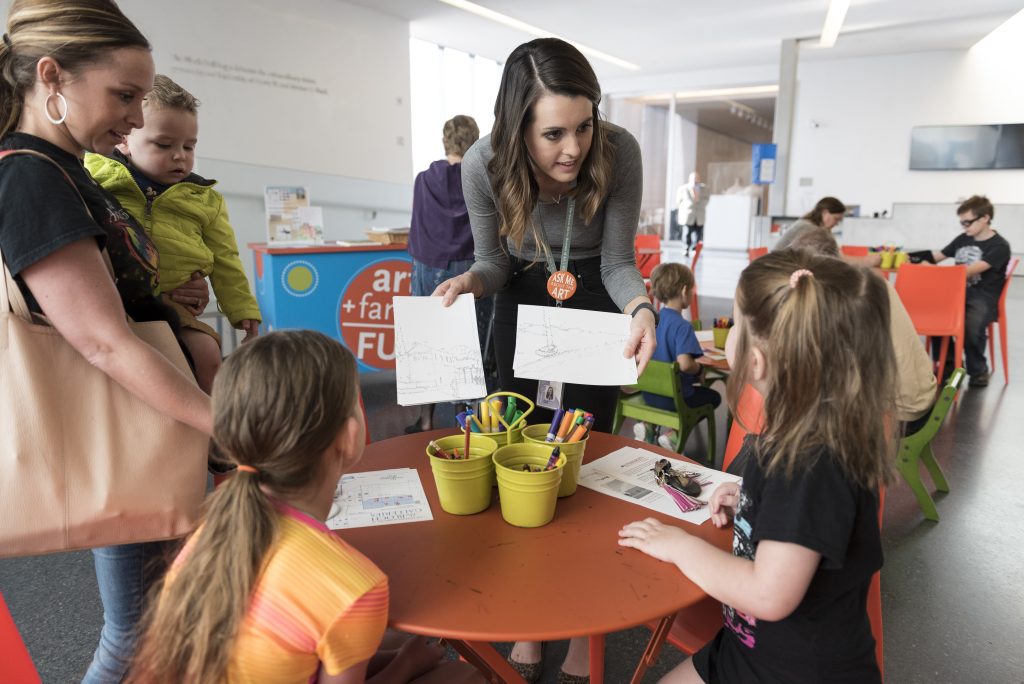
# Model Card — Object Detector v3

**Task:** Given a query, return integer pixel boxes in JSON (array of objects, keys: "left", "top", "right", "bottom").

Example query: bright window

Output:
[{"left": 410, "top": 38, "right": 502, "bottom": 173}]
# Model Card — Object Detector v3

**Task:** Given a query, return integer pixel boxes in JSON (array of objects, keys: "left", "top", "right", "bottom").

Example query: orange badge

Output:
[{"left": 546, "top": 270, "right": 577, "bottom": 301}]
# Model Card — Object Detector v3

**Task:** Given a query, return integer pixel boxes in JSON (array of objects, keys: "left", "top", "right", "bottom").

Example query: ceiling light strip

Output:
[
  {"left": 819, "top": 0, "right": 852, "bottom": 48},
  {"left": 438, "top": 0, "right": 641, "bottom": 71}
]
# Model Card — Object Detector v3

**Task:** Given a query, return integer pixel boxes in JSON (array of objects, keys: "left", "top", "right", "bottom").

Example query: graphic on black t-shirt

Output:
[
  {"left": 97, "top": 196, "right": 160, "bottom": 303},
  {"left": 954, "top": 244, "right": 985, "bottom": 285},
  {"left": 724, "top": 487, "right": 758, "bottom": 648}
]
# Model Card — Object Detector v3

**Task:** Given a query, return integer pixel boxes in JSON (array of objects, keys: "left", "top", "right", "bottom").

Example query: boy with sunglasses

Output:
[{"left": 915, "top": 195, "right": 1011, "bottom": 387}]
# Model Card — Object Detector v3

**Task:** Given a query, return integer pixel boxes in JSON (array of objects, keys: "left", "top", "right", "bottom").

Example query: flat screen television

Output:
[{"left": 909, "top": 124, "right": 1024, "bottom": 170}]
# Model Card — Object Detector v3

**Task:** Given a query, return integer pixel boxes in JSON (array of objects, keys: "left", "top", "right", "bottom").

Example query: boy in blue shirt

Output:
[{"left": 634, "top": 262, "right": 721, "bottom": 449}]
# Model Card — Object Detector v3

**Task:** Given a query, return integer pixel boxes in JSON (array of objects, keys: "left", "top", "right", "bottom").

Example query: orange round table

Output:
[{"left": 341, "top": 429, "right": 731, "bottom": 683}]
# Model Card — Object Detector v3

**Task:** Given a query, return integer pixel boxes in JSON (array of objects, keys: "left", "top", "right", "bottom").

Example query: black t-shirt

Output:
[
  {"left": 0, "top": 133, "right": 167, "bottom": 322},
  {"left": 941, "top": 231, "right": 1011, "bottom": 299},
  {"left": 698, "top": 436, "right": 882, "bottom": 683}
]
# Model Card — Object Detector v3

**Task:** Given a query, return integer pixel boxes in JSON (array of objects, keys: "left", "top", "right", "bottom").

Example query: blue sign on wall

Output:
[{"left": 752, "top": 143, "right": 777, "bottom": 184}]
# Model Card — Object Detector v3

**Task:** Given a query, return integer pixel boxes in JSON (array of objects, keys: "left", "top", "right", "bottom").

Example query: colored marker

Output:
[
  {"left": 545, "top": 409, "right": 565, "bottom": 442},
  {"left": 503, "top": 397, "right": 517, "bottom": 425},
  {"left": 511, "top": 409, "right": 524, "bottom": 428},
  {"left": 427, "top": 440, "right": 451, "bottom": 459},
  {"left": 567, "top": 416, "right": 594, "bottom": 443},
  {"left": 479, "top": 400, "right": 490, "bottom": 433},
  {"left": 544, "top": 446, "right": 561, "bottom": 471},
  {"left": 556, "top": 411, "right": 586, "bottom": 443},
  {"left": 464, "top": 416, "right": 471, "bottom": 460},
  {"left": 489, "top": 400, "right": 502, "bottom": 432},
  {"left": 555, "top": 410, "right": 575, "bottom": 441}
]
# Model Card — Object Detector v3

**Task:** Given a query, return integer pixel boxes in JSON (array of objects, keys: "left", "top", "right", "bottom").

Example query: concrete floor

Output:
[{"left": 2, "top": 250, "right": 1023, "bottom": 683}]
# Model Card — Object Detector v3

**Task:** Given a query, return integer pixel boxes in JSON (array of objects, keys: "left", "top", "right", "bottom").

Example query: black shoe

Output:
[{"left": 969, "top": 372, "right": 990, "bottom": 388}]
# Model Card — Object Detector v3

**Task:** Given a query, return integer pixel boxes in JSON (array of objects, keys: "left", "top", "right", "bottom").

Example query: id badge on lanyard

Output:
[{"left": 543, "top": 198, "right": 577, "bottom": 306}]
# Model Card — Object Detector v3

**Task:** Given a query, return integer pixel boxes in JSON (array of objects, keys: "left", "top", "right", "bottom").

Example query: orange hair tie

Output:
[
  {"left": 236, "top": 465, "right": 259, "bottom": 475},
  {"left": 789, "top": 269, "right": 814, "bottom": 289}
]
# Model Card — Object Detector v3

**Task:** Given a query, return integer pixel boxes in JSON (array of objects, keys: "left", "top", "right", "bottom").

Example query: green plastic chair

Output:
[
  {"left": 897, "top": 367, "right": 965, "bottom": 522},
  {"left": 612, "top": 360, "right": 716, "bottom": 464}
]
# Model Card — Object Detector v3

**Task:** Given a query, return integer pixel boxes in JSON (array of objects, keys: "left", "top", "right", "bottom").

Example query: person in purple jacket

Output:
[{"left": 405, "top": 115, "right": 493, "bottom": 432}]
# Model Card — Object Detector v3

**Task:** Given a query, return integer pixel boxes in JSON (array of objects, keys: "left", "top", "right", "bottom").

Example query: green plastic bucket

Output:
[
  {"left": 493, "top": 443, "right": 565, "bottom": 528},
  {"left": 522, "top": 424, "right": 588, "bottom": 497},
  {"left": 426, "top": 434, "right": 498, "bottom": 515}
]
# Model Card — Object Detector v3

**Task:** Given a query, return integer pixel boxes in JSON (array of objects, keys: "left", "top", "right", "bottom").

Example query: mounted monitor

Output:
[{"left": 909, "top": 124, "right": 1024, "bottom": 170}]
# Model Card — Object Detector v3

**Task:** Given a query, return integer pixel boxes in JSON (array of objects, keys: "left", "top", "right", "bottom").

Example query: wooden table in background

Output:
[{"left": 342, "top": 430, "right": 731, "bottom": 684}]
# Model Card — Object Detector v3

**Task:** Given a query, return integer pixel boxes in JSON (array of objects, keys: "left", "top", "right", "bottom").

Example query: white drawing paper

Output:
[
  {"left": 327, "top": 468, "right": 433, "bottom": 529},
  {"left": 695, "top": 330, "right": 714, "bottom": 344},
  {"left": 394, "top": 294, "right": 486, "bottom": 406},
  {"left": 578, "top": 447, "right": 743, "bottom": 525},
  {"left": 513, "top": 305, "right": 638, "bottom": 385}
]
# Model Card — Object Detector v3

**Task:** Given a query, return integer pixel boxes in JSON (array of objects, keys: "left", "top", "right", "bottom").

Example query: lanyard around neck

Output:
[{"left": 537, "top": 197, "right": 576, "bottom": 276}]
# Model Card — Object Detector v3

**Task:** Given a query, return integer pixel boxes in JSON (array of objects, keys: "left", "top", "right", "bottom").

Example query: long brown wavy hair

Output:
[
  {"left": 129, "top": 331, "right": 361, "bottom": 684},
  {"left": 488, "top": 37, "right": 614, "bottom": 255},
  {"left": 726, "top": 250, "right": 895, "bottom": 491},
  {"left": 0, "top": 0, "right": 150, "bottom": 138}
]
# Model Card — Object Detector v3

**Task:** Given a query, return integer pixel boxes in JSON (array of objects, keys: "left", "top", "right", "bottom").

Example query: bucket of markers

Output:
[
  {"left": 426, "top": 435, "right": 499, "bottom": 515},
  {"left": 492, "top": 443, "right": 565, "bottom": 528},
  {"left": 522, "top": 424, "right": 588, "bottom": 497},
  {"left": 459, "top": 392, "right": 534, "bottom": 485}
]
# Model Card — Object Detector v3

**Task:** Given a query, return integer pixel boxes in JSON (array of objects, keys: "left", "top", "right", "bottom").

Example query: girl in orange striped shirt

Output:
[{"left": 129, "top": 331, "right": 480, "bottom": 683}]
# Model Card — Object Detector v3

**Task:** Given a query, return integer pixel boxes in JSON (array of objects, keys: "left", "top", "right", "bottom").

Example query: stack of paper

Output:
[
  {"left": 578, "top": 447, "right": 742, "bottom": 525},
  {"left": 327, "top": 468, "right": 433, "bottom": 529}
]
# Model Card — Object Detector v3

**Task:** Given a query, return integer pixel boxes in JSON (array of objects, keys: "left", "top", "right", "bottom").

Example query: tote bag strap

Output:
[{"left": 0, "top": 149, "right": 119, "bottom": 322}]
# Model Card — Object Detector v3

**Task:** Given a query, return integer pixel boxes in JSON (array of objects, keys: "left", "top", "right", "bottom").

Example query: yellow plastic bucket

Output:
[
  {"left": 493, "top": 443, "right": 565, "bottom": 528},
  {"left": 879, "top": 251, "right": 895, "bottom": 269},
  {"left": 712, "top": 326, "right": 730, "bottom": 350},
  {"left": 522, "top": 424, "right": 588, "bottom": 497},
  {"left": 426, "top": 435, "right": 498, "bottom": 515}
]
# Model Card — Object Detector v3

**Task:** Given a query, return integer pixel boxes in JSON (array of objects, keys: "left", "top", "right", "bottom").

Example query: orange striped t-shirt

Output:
[{"left": 170, "top": 499, "right": 389, "bottom": 683}]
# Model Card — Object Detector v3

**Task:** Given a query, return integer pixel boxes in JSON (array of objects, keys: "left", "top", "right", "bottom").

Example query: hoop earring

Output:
[{"left": 44, "top": 92, "right": 68, "bottom": 125}]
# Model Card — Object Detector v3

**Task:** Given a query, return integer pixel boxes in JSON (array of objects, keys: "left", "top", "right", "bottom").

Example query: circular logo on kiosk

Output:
[
  {"left": 281, "top": 260, "right": 318, "bottom": 297},
  {"left": 337, "top": 259, "right": 411, "bottom": 370}
]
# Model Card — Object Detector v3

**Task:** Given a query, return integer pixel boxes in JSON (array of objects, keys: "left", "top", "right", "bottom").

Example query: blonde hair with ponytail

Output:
[
  {"left": 726, "top": 250, "right": 896, "bottom": 491},
  {"left": 129, "top": 331, "right": 360, "bottom": 684}
]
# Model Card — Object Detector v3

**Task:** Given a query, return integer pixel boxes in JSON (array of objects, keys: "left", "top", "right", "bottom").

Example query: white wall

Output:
[{"left": 787, "top": 47, "right": 1024, "bottom": 218}]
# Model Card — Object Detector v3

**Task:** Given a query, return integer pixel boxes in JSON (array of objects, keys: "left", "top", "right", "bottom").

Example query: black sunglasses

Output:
[{"left": 960, "top": 215, "right": 984, "bottom": 228}]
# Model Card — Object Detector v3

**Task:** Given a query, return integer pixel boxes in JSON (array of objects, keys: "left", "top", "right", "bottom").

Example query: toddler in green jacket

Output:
[{"left": 86, "top": 75, "right": 260, "bottom": 392}]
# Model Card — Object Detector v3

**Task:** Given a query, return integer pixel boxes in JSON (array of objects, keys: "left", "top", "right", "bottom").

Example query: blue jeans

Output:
[{"left": 82, "top": 541, "right": 171, "bottom": 684}]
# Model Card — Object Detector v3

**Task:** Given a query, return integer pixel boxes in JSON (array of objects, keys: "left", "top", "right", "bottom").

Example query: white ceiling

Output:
[{"left": 348, "top": 0, "right": 1022, "bottom": 85}]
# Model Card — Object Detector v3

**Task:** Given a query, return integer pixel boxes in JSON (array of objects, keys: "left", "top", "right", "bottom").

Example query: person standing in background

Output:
[
  {"left": 405, "top": 115, "right": 492, "bottom": 433},
  {"left": 677, "top": 171, "right": 708, "bottom": 255}
]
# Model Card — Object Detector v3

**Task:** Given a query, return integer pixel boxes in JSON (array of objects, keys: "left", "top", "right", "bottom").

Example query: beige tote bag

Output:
[{"left": 0, "top": 153, "right": 208, "bottom": 558}]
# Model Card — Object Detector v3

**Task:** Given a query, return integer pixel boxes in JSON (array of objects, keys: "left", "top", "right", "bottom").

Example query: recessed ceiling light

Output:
[
  {"left": 437, "top": 0, "right": 641, "bottom": 71},
  {"left": 819, "top": 0, "right": 852, "bottom": 48}
]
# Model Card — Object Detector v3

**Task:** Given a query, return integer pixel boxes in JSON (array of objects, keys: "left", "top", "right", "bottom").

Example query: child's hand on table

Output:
[
  {"left": 618, "top": 517, "right": 691, "bottom": 564},
  {"left": 709, "top": 482, "right": 740, "bottom": 528},
  {"left": 240, "top": 320, "right": 260, "bottom": 342}
]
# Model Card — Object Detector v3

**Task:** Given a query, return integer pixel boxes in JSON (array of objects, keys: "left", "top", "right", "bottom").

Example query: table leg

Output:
[
  {"left": 589, "top": 633, "right": 605, "bottom": 684},
  {"left": 629, "top": 613, "right": 676, "bottom": 684},
  {"left": 448, "top": 639, "right": 526, "bottom": 684}
]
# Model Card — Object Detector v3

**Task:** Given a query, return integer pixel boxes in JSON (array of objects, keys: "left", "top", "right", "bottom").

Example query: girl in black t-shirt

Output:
[{"left": 619, "top": 250, "right": 895, "bottom": 683}]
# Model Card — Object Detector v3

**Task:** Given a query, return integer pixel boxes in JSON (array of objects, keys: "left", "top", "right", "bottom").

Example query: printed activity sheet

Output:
[
  {"left": 393, "top": 294, "right": 486, "bottom": 406},
  {"left": 327, "top": 468, "right": 433, "bottom": 529},
  {"left": 513, "top": 305, "right": 638, "bottom": 385},
  {"left": 578, "top": 447, "right": 743, "bottom": 525}
]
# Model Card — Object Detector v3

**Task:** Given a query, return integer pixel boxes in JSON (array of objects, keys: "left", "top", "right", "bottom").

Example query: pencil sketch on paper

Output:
[
  {"left": 513, "top": 304, "right": 638, "bottom": 386},
  {"left": 393, "top": 294, "right": 487, "bottom": 406}
]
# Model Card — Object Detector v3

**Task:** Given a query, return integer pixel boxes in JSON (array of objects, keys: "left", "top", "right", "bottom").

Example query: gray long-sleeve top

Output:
[{"left": 462, "top": 122, "right": 647, "bottom": 312}]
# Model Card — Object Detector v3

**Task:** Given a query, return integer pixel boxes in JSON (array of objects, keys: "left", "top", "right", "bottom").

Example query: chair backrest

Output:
[
  {"left": 0, "top": 593, "right": 41, "bottom": 684},
  {"left": 893, "top": 264, "right": 967, "bottom": 336},
  {"left": 722, "top": 384, "right": 765, "bottom": 472},
  {"left": 998, "top": 257, "right": 1019, "bottom": 315},
  {"left": 635, "top": 234, "right": 662, "bottom": 278},
  {"left": 907, "top": 368, "right": 965, "bottom": 441},
  {"left": 840, "top": 244, "right": 870, "bottom": 257},
  {"left": 635, "top": 360, "right": 682, "bottom": 407},
  {"left": 748, "top": 246, "right": 768, "bottom": 262}
]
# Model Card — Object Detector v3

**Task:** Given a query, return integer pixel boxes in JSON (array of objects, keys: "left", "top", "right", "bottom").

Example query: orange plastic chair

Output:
[
  {"left": 635, "top": 234, "right": 662, "bottom": 278},
  {"left": 840, "top": 245, "right": 870, "bottom": 257},
  {"left": 689, "top": 242, "right": 703, "bottom": 325},
  {"left": 630, "top": 386, "right": 764, "bottom": 684},
  {"left": 894, "top": 264, "right": 967, "bottom": 385},
  {"left": 0, "top": 593, "right": 41, "bottom": 684},
  {"left": 748, "top": 246, "right": 768, "bottom": 262},
  {"left": 987, "top": 257, "right": 1019, "bottom": 384}
]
